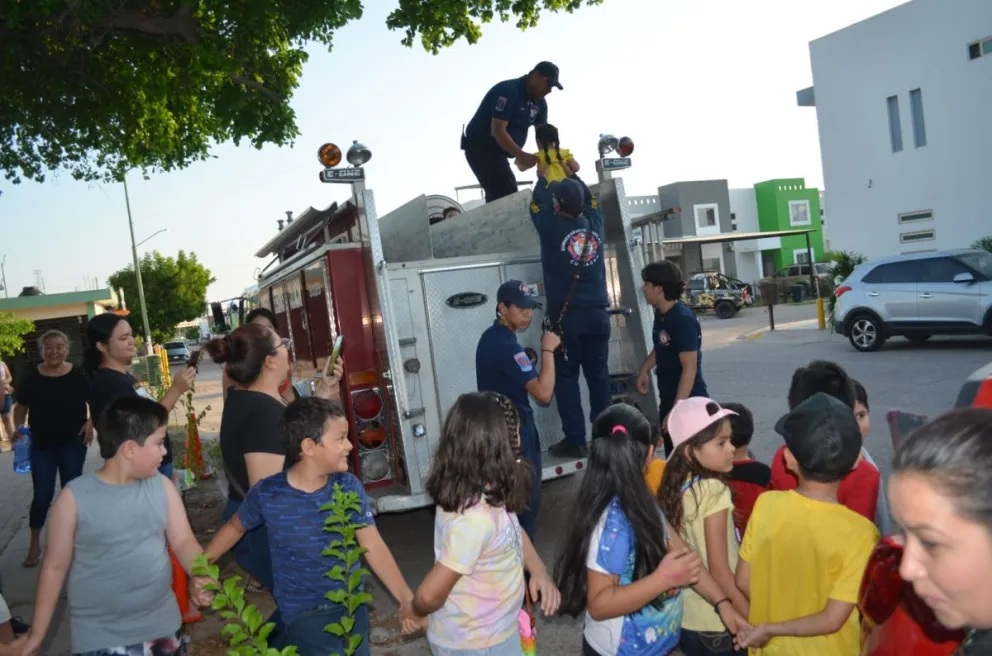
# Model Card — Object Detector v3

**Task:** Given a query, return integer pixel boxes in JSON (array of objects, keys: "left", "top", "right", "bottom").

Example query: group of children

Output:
[{"left": 1, "top": 354, "right": 887, "bottom": 656}]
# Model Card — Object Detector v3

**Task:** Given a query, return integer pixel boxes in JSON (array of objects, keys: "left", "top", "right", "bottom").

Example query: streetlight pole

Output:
[
  {"left": 123, "top": 176, "right": 154, "bottom": 352},
  {"left": 1, "top": 255, "right": 7, "bottom": 299},
  {"left": 136, "top": 228, "right": 168, "bottom": 248}
]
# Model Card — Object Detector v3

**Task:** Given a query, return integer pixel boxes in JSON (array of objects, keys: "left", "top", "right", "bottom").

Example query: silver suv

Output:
[{"left": 835, "top": 248, "right": 992, "bottom": 352}]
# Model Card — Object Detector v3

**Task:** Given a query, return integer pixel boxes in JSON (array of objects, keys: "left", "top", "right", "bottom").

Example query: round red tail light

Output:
[
  {"left": 617, "top": 137, "right": 635, "bottom": 157},
  {"left": 352, "top": 389, "right": 383, "bottom": 421}
]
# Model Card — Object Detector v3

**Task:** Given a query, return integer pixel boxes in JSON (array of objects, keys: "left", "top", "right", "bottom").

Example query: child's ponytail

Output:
[{"left": 487, "top": 392, "right": 532, "bottom": 514}]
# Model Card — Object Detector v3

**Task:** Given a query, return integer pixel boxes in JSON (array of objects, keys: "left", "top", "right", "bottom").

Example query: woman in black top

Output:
[
  {"left": 85, "top": 314, "right": 195, "bottom": 479},
  {"left": 204, "top": 321, "right": 342, "bottom": 595},
  {"left": 12, "top": 330, "right": 91, "bottom": 567}
]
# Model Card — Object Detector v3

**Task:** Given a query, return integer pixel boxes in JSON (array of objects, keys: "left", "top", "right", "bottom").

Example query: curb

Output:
[{"left": 738, "top": 319, "right": 821, "bottom": 341}]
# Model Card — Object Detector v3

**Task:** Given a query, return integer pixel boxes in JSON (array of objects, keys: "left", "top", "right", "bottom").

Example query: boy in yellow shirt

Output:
[{"left": 734, "top": 393, "right": 879, "bottom": 655}]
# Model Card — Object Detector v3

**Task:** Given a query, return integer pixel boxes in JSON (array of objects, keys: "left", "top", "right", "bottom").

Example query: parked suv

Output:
[
  {"left": 163, "top": 340, "right": 191, "bottom": 364},
  {"left": 759, "top": 262, "right": 834, "bottom": 299},
  {"left": 835, "top": 248, "right": 992, "bottom": 352},
  {"left": 684, "top": 271, "right": 751, "bottom": 319}
]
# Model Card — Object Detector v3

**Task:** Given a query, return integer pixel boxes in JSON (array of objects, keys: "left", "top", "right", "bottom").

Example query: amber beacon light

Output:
[{"left": 317, "top": 143, "right": 342, "bottom": 168}]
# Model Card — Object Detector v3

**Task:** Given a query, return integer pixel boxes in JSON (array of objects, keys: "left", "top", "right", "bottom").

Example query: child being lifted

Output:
[{"left": 516, "top": 123, "right": 580, "bottom": 184}]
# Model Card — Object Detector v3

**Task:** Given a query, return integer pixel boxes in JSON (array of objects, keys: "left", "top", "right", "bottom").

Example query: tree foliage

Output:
[
  {"left": 971, "top": 236, "right": 992, "bottom": 253},
  {"left": 0, "top": 312, "right": 35, "bottom": 358},
  {"left": 107, "top": 250, "right": 214, "bottom": 343},
  {"left": 823, "top": 250, "right": 867, "bottom": 313},
  {"left": 0, "top": 0, "right": 603, "bottom": 185}
]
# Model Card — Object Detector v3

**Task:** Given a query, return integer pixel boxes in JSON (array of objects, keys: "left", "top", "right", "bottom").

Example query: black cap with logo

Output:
[
  {"left": 532, "top": 61, "right": 563, "bottom": 90},
  {"left": 774, "top": 392, "right": 862, "bottom": 480}
]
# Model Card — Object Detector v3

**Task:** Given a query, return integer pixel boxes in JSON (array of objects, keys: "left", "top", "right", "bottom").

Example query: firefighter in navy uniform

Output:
[
  {"left": 476, "top": 280, "right": 560, "bottom": 541},
  {"left": 461, "top": 62, "right": 562, "bottom": 203},
  {"left": 530, "top": 176, "right": 612, "bottom": 459}
]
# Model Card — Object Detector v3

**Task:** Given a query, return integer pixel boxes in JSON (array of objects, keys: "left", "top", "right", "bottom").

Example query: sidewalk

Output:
[{"left": 739, "top": 318, "right": 823, "bottom": 340}]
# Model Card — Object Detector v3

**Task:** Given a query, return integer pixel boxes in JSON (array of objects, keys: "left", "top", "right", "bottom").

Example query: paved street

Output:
[{"left": 1, "top": 323, "right": 988, "bottom": 654}]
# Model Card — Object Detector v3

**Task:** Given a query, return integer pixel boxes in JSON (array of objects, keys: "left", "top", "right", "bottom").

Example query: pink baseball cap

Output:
[{"left": 666, "top": 397, "right": 738, "bottom": 451}]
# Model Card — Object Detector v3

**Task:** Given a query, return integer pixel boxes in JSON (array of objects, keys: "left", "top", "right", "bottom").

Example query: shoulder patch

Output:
[
  {"left": 514, "top": 351, "right": 534, "bottom": 372},
  {"left": 495, "top": 96, "right": 507, "bottom": 112},
  {"left": 530, "top": 202, "right": 540, "bottom": 214},
  {"left": 590, "top": 197, "right": 598, "bottom": 209}
]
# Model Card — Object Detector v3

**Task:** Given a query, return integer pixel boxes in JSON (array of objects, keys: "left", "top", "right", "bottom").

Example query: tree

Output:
[
  {"left": 108, "top": 250, "right": 214, "bottom": 343},
  {"left": 0, "top": 312, "right": 35, "bottom": 358},
  {"left": 823, "top": 250, "right": 867, "bottom": 313},
  {"left": 1, "top": 0, "right": 602, "bottom": 185},
  {"left": 971, "top": 236, "right": 992, "bottom": 253}
]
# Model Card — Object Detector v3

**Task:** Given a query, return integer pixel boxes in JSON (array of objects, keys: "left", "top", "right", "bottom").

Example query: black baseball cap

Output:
[
  {"left": 497, "top": 280, "right": 541, "bottom": 310},
  {"left": 533, "top": 61, "right": 563, "bottom": 90},
  {"left": 774, "top": 392, "right": 862, "bottom": 481},
  {"left": 549, "top": 178, "right": 584, "bottom": 217}
]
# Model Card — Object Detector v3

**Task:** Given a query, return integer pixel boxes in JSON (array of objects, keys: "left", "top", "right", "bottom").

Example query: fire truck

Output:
[{"left": 247, "top": 138, "right": 662, "bottom": 513}]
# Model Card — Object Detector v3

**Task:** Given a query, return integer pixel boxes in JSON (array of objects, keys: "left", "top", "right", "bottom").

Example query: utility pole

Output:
[
  {"left": 123, "top": 176, "right": 154, "bottom": 352},
  {"left": 0, "top": 255, "right": 7, "bottom": 298}
]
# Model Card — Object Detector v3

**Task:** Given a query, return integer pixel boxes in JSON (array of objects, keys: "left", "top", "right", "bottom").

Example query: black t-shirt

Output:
[
  {"left": 88, "top": 367, "right": 173, "bottom": 465},
  {"left": 221, "top": 388, "right": 287, "bottom": 502},
  {"left": 15, "top": 366, "right": 90, "bottom": 449}
]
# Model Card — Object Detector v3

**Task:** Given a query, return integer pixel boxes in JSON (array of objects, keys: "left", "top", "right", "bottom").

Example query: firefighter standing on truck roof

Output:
[
  {"left": 475, "top": 280, "right": 560, "bottom": 542},
  {"left": 461, "top": 62, "right": 562, "bottom": 204},
  {"left": 530, "top": 176, "right": 612, "bottom": 460}
]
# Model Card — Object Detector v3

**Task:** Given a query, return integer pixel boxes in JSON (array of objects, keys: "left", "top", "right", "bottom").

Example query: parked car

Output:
[
  {"left": 834, "top": 248, "right": 992, "bottom": 352},
  {"left": 683, "top": 271, "right": 751, "bottom": 319},
  {"left": 857, "top": 360, "right": 992, "bottom": 655},
  {"left": 759, "top": 262, "right": 834, "bottom": 300},
  {"left": 163, "top": 340, "right": 191, "bottom": 364}
]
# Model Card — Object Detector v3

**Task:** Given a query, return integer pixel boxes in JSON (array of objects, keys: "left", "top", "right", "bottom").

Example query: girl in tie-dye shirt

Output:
[
  {"left": 553, "top": 403, "right": 750, "bottom": 655},
  {"left": 412, "top": 392, "right": 561, "bottom": 655}
]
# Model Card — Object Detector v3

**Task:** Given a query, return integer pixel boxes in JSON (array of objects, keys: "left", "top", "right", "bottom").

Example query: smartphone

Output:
[
  {"left": 329, "top": 335, "right": 344, "bottom": 368},
  {"left": 886, "top": 410, "right": 928, "bottom": 450},
  {"left": 188, "top": 349, "right": 201, "bottom": 370}
]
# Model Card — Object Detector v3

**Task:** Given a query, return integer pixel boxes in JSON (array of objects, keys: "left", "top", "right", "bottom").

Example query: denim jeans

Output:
[
  {"left": 680, "top": 629, "right": 741, "bottom": 655},
  {"left": 222, "top": 498, "right": 282, "bottom": 637},
  {"left": 279, "top": 604, "right": 369, "bottom": 656},
  {"left": 430, "top": 631, "right": 522, "bottom": 656},
  {"left": 30, "top": 441, "right": 87, "bottom": 529}
]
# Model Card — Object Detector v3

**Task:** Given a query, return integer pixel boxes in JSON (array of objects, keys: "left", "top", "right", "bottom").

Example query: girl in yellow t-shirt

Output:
[
  {"left": 656, "top": 397, "right": 748, "bottom": 655},
  {"left": 529, "top": 124, "right": 580, "bottom": 185}
]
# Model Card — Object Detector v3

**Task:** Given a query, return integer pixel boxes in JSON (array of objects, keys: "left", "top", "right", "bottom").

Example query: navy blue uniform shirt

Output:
[
  {"left": 529, "top": 179, "right": 609, "bottom": 311},
  {"left": 238, "top": 471, "right": 375, "bottom": 624},
  {"left": 652, "top": 301, "right": 707, "bottom": 401},
  {"left": 464, "top": 76, "right": 548, "bottom": 156},
  {"left": 476, "top": 322, "right": 538, "bottom": 422}
]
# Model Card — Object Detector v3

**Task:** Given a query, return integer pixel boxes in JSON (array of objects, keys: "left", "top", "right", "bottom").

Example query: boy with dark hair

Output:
[
  {"left": 851, "top": 379, "right": 891, "bottom": 535},
  {"left": 770, "top": 360, "right": 881, "bottom": 523},
  {"left": 203, "top": 397, "right": 420, "bottom": 656},
  {"left": 723, "top": 402, "right": 771, "bottom": 539},
  {"left": 735, "top": 393, "right": 880, "bottom": 654},
  {"left": 15, "top": 396, "right": 210, "bottom": 656},
  {"left": 638, "top": 261, "right": 708, "bottom": 456}
]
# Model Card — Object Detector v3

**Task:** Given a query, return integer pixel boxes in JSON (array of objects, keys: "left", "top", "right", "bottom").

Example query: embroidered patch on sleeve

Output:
[
  {"left": 495, "top": 96, "right": 507, "bottom": 112},
  {"left": 591, "top": 198, "right": 599, "bottom": 209},
  {"left": 530, "top": 202, "right": 540, "bottom": 214},
  {"left": 514, "top": 351, "right": 534, "bottom": 372}
]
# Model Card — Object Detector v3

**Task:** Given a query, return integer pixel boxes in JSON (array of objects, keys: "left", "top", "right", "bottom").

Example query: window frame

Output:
[
  {"left": 788, "top": 200, "right": 812, "bottom": 227},
  {"left": 900, "top": 229, "right": 936, "bottom": 244},
  {"left": 898, "top": 210, "right": 934, "bottom": 225},
  {"left": 862, "top": 260, "right": 920, "bottom": 284},
  {"left": 909, "top": 88, "right": 927, "bottom": 148},
  {"left": 693, "top": 203, "right": 720, "bottom": 231}
]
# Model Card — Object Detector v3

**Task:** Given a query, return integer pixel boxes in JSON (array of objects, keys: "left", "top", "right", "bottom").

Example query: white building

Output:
[{"left": 798, "top": 0, "right": 992, "bottom": 258}]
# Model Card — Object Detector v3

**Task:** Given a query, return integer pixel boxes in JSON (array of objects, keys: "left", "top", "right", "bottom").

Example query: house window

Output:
[
  {"left": 898, "top": 210, "right": 934, "bottom": 224},
  {"left": 694, "top": 204, "right": 718, "bottom": 229},
  {"left": 794, "top": 250, "right": 812, "bottom": 265},
  {"left": 968, "top": 37, "right": 992, "bottom": 59},
  {"left": 900, "top": 229, "right": 936, "bottom": 244},
  {"left": 788, "top": 200, "right": 811, "bottom": 226},
  {"left": 909, "top": 89, "right": 927, "bottom": 148},
  {"left": 887, "top": 95, "right": 903, "bottom": 153}
]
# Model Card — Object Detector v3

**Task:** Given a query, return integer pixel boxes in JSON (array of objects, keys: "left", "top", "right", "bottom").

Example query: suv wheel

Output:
[
  {"left": 848, "top": 314, "right": 885, "bottom": 352},
  {"left": 715, "top": 301, "right": 736, "bottom": 319}
]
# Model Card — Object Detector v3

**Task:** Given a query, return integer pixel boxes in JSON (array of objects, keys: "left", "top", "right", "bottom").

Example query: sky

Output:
[{"left": 0, "top": 0, "right": 908, "bottom": 301}]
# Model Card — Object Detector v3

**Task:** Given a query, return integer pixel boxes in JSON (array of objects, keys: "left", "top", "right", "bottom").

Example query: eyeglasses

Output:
[{"left": 273, "top": 337, "right": 292, "bottom": 354}]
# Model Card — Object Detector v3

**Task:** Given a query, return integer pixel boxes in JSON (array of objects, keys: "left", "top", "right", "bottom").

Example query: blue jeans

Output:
[
  {"left": 517, "top": 418, "right": 542, "bottom": 543},
  {"left": 279, "top": 604, "right": 369, "bottom": 656},
  {"left": 430, "top": 632, "right": 522, "bottom": 655},
  {"left": 553, "top": 306, "right": 612, "bottom": 447},
  {"left": 680, "top": 629, "right": 741, "bottom": 655},
  {"left": 30, "top": 441, "right": 87, "bottom": 529},
  {"left": 222, "top": 498, "right": 282, "bottom": 636}
]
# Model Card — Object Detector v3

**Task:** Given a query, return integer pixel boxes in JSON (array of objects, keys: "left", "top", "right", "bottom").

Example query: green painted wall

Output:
[{"left": 753, "top": 178, "right": 825, "bottom": 271}]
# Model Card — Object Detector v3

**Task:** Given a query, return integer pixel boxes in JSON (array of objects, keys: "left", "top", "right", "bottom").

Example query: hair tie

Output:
[{"left": 611, "top": 425, "right": 628, "bottom": 436}]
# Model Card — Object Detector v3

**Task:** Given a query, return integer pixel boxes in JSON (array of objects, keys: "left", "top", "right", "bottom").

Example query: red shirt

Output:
[
  {"left": 770, "top": 444, "right": 880, "bottom": 522},
  {"left": 728, "top": 459, "right": 771, "bottom": 539}
]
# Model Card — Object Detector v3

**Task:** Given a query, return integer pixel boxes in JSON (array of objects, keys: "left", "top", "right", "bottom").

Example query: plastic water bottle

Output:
[{"left": 13, "top": 426, "right": 31, "bottom": 474}]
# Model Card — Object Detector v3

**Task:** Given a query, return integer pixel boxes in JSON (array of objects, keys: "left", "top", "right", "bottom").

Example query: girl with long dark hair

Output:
[
  {"left": 85, "top": 313, "right": 195, "bottom": 480},
  {"left": 413, "top": 392, "right": 560, "bottom": 654},
  {"left": 655, "top": 398, "right": 747, "bottom": 655},
  {"left": 554, "top": 403, "right": 749, "bottom": 656},
  {"left": 888, "top": 408, "right": 992, "bottom": 655}
]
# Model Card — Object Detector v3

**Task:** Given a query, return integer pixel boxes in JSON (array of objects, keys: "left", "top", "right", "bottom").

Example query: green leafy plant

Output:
[
  {"left": 971, "top": 236, "right": 992, "bottom": 253},
  {"left": 0, "top": 312, "right": 34, "bottom": 358},
  {"left": 823, "top": 250, "right": 868, "bottom": 313},
  {"left": 192, "top": 554, "right": 298, "bottom": 656},
  {"left": 321, "top": 483, "right": 373, "bottom": 656}
]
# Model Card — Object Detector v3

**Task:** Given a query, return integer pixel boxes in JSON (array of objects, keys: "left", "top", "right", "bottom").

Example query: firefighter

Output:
[
  {"left": 530, "top": 176, "right": 612, "bottom": 459},
  {"left": 461, "top": 62, "right": 562, "bottom": 204},
  {"left": 475, "top": 280, "right": 560, "bottom": 541}
]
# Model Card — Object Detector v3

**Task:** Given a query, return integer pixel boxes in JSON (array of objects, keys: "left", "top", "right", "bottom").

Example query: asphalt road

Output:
[{"left": 370, "top": 327, "right": 992, "bottom": 654}]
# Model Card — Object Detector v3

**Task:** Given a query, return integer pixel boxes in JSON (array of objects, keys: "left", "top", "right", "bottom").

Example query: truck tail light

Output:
[
  {"left": 835, "top": 285, "right": 851, "bottom": 298},
  {"left": 352, "top": 389, "right": 384, "bottom": 421}
]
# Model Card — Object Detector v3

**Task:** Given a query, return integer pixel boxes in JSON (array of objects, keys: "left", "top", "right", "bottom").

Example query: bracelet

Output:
[
  {"left": 542, "top": 349, "right": 555, "bottom": 354},
  {"left": 713, "top": 598, "right": 731, "bottom": 611}
]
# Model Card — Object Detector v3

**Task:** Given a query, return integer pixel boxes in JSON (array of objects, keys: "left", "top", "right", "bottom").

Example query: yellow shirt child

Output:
[{"left": 535, "top": 147, "right": 576, "bottom": 184}]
